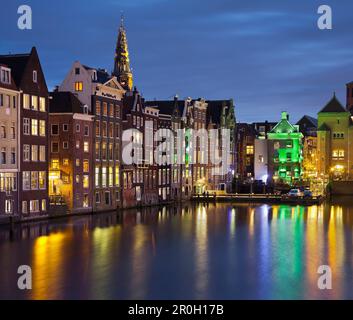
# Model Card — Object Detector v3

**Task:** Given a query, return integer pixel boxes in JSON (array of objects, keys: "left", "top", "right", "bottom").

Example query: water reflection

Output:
[{"left": 1, "top": 201, "right": 353, "bottom": 299}]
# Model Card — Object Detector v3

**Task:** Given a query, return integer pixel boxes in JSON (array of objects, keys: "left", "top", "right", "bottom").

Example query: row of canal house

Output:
[{"left": 0, "top": 21, "right": 236, "bottom": 217}]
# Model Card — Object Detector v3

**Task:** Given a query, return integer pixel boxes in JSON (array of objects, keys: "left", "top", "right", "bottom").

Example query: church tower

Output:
[{"left": 113, "top": 16, "right": 133, "bottom": 90}]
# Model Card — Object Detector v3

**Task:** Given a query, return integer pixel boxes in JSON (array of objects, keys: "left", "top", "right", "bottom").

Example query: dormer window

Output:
[
  {"left": 33, "top": 70, "right": 37, "bottom": 83},
  {"left": 0, "top": 67, "right": 11, "bottom": 85}
]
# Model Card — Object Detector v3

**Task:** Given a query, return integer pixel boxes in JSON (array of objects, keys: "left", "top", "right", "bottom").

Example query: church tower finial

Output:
[
  {"left": 113, "top": 15, "right": 133, "bottom": 91},
  {"left": 120, "top": 11, "right": 124, "bottom": 28}
]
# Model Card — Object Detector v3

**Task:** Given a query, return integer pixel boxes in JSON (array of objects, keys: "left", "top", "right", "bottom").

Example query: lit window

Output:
[
  {"left": 96, "top": 101, "right": 101, "bottom": 115},
  {"left": 23, "top": 94, "right": 30, "bottom": 109},
  {"left": 109, "top": 166, "right": 113, "bottom": 187},
  {"left": 95, "top": 166, "right": 100, "bottom": 187},
  {"left": 83, "top": 175, "right": 89, "bottom": 189},
  {"left": 246, "top": 145, "right": 254, "bottom": 155},
  {"left": 102, "top": 121, "right": 107, "bottom": 137},
  {"left": 30, "top": 200, "right": 40, "bottom": 213},
  {"left": 83, "top": 194, "right": 89, "bottom": 208},
  {"left": 332, "top": 150, "right": 345, "bottom": 159},
  {"left": 31, "top": 96, "right": 38, "bottom": 110},
  {"left": 84, "top": 141, "right": 89, "bottom": 153},
  {"left": 109, "top": 103, "right": 114, "bottom": 117},
  {"left": 76, "top": 175, "right": 80, "bottom": 183},
  {"left": 103, "top": 102, "right": 108, "bottom": 116},
  {"left": 31, "top": 171, "right": 38, "bottom": 190},
  {"left": 96, "top": 121, "right": 100, "bottom": 136},
  {"left": 76, "top": 159, "right": 80, "bottom": 166},
  {"left": 115, "top": 167, "right": 120, "bottom": 187},
  {"left": 102, "top": 142, "right": 106, "bottom": 160},
  {"left": 39, "top": 120, "right": 46, "bottom": 136},
  {"left": 31, "top": 119, "right": 38, "bottom": 135},
  {"left": 39, "top": 97, "right": 46, "bottom": 112},
  {"left": 109, "top": 123, "right": 114, "bottom": 138},
  {"left": 31, "top": 145, "right": 38, "bottom": 162},
  {"left": 74, "top": 81, "right": 83, "bottom": 92},
  {"left": 41, "top": 199, "right": 46, "bottom": 211},
  {"left": 63, "top": 158, "right": 69, "bottom": 166},
  {"left": 83, "top": 160, "right": 89, "bottom": 173},
  {"left": 39, "top": 172, "right": 46, "bottom": 190},
  {"left": 51, "top": 159, "right": 59, "bottom": 170},
  {"left": 102, "top": 167, "right": 107, "bottom": 187},
  {"left": 39, "top": 146, "right": 46, "bottom": 162}
]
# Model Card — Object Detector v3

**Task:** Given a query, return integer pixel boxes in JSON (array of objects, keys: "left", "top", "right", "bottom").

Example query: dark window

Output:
[
  {"left": 105, "top": 191, "right": 111, "bottom": 205},
  {"left": 52, "top": 142, "right": 59, "bottom": 153},
  {"left": 51, "top": 124, "right": 59, "bottom": 135},
  {"left": 75, "top": 68, "right": 80, "bottom": 75}
]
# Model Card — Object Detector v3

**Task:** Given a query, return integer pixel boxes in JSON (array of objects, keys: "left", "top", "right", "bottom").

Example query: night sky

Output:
[{"left": 1, "top": 0, "right": 352, "bottom": 123}]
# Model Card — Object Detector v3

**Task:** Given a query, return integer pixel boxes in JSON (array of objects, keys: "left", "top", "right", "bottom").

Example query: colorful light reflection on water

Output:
[{"left": 1, "top": 201, "right": 353, "bottom": 300}]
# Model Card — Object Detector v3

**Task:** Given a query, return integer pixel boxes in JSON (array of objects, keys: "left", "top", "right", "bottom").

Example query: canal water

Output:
[{"left": 1, "top": 200, "right": 353, "bottom": 300}]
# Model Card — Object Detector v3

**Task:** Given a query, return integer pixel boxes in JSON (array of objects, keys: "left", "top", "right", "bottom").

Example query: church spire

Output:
[{"left": 113, "top": 15, "right": 133, "bottom": 90}]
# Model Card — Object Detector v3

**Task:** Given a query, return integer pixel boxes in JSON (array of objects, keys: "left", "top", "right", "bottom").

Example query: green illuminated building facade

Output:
[{"left": 267, "top": 112, "right": 304, "bottom": 185}]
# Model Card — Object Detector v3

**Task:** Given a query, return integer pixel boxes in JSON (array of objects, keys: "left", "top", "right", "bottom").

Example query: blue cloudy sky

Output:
[{"left": 0, "top": 0, "right": 352, "bottom": 122}]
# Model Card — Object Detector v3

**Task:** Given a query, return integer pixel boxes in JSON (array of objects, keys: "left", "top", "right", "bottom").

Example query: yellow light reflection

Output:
[
  {"left": 32, "top": 232, "right": 70, "bottom": 300},
  {"left": 194, "top": 205, "right": 208, "bottom": 298}
]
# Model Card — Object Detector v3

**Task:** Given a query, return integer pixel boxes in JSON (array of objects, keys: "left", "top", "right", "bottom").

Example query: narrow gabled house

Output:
[
  {"left": 49, "top": 91, "right": 94, "bottom": 213},
  {"left": 121, "top": 88, "right": 145, "bottom": 208},
  {"left": 145, "top": 96, "right": 184, "bottom": 201},
  {"left": 58, "top": 63, "right": 125, "bottom": 211},
  {"left": 267, "top": 111, "right": 303, "bottom": 185},
  {"left": 317, "top": 94, "right": 353, "bottom": 180},
  {"left": 143, "top": 105, "right": 159, "bottom": 205},
  {"left": 206, "top": 99, "right": 236, "bottom": 192},
  {"left": 0, "top": 47, "right": 49, "bottom": 217},
  {"left": 0, "top": 64, "right": 20, "bottom": 216}
]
